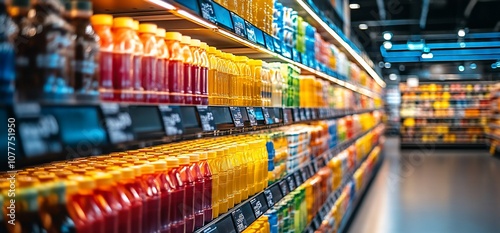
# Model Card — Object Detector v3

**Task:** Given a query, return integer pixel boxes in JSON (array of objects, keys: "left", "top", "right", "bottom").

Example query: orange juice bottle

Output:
[
  {"left": 235, "top": 56, "right": 252, "bottom": 106},
  {"left": 216, "top": 148, "right": 229, "bottom": 214},
  {"left": 223, "top": 146, "right": 236, "bottom": 209},
  {"left": 250, "top": 60, "right": 263, "bottom": 106},
  {"left": 138, "top": 23, "right": 158, "bottom": 103},
  {"left": 228, "top": 145, "right": 242, "bottom": 205},
  {"left": 90, "top": 14, "right": 114, "bottom": 101},
  {"left": 156, "top": 28, "right": 169, "bottom": 103},
  {"left": 197, "top": 152, "right": 213, "bottom": 224},
  {"left": 228, "top": 54, "right": 241, "bottom": 105},
  {"left": 181, "top": 36, "right": 194, "bottom": 104},
  {"left": 112, "top": 17, "right": 135, "bottom": 101},
  {"left": 67, "top": 177, "right": 105, "bottom": 233},
  {"left": 190, "top": 39, "right": 202, "bottom": 105},
  {"left": 114, "top": 167, "right": 144, "bottom": 233},
  {"left": 206, "top": 150, "right": 220, "bottom": 218},
  {"left": 165, "top": 32, "right": 184, "bottom": 104},
  {"left": 199, "top": 42, "right": 209, "bottom": 105},
  {"left": 93, "top": 173, "right": 123, "bottom": 233},
  {"left": 207, "top": 47, "right": 219, "bottom": 105}
]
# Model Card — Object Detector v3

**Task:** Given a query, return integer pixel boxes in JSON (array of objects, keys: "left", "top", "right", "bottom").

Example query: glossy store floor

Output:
[{"left": 347, "top": 137, "right": 500, "bottom": 233}]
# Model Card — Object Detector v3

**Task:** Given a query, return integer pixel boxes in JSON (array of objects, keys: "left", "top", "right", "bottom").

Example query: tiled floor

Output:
[{"left": 347, "top": 137, "right": 500, "bottom": 233}]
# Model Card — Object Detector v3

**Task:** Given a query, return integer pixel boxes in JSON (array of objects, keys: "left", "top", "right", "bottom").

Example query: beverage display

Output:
[
  {"left": 112, "top": 17, "right": 135, "bottom": 101},
  {"left": 139, "top": 23, "right": 159, "bottom": 103},
  {"left": 165, "top": 32, "right": 184, "bottom": 104},
  {"left": 90, "top": 14, "right": 114, "bottom": 101}
]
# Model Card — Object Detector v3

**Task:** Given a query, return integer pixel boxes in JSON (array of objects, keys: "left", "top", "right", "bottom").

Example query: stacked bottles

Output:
[
  {"left": 215, "top": 0, "right": 273, "bottom": 35},
  {"left": 266, "top": 131, "right": 288, "bottom": 184}
]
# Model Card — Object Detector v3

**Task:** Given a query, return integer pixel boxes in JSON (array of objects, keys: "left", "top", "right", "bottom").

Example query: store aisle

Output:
[{"left": 347, "top": 137, "right": 500, "bottom": 233}]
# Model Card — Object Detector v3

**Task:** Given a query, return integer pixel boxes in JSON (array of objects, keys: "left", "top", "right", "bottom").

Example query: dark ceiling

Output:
[{"left": 349, "top": 0, "right": 500, "bottom": 80}]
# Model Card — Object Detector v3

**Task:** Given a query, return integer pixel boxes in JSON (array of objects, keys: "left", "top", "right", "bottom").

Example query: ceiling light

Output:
[
  {"left": 383, "top": 31, "right": 393, "bottom": 40},
  {"left": 458, "top": 29, "right": 466, "bottom": 37},
  {"left": 359, "top": 24, "right": 368, "bottom": 30},
  {"left": 470, "top": 63, "right": 477, "bottom": 69},
  {"left": 385, "top": 62, "right": 391, "bottom": 68},
  {"left": 458, "top": 65, "right": 465, "bottom": 72},
  {"left": 492, "top": 63, "right": 497, "bottom": 69},
  {"left": 421, "top": 52, "right": 434, "bottom": 59},
  {"left": 349, "top": 3, "right": 361, "bottom": 9},
  {"left": 383, "top": 41, "right": 393, "bottom": 50},
  {"left": 389, "top": 74, "right": 398, "bottom": 80}
]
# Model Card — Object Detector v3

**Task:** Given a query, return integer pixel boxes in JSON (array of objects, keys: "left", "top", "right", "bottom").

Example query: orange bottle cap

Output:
[
  {"left": 151, "top": 160, "right": 167, "bottom": 171},
  {"left": 91, "top": 14, "right": 113, "bottom": 26},
  {"left": 165, "top": 158, "right": 180, "bottom": 168},
  {"left": 181, "top": 36, "right": 191, "bottom": 44},
  {"left": 197, "top": 152, "right": 208, "bottom": 160},
  {"left": 109, "top": 170, "right": 122, "bottom": 181},
  {"left": 94, "top": 173, "right": 114, "bottom": 186},
  {"left": 207, "top": 151, "right": 217, "bottom": 159},
  {"left": 133, "top": 20, "right": 139, "bottom": 31},
  {"left": 178, "top": 156, "right": 190, "bottom": 165},
  {"left": 121, "top": 168, "right": 135, "bottom": 180},
  {"left": 113, "top": 17, "right": 134, "bottom": 29},
  {"left": 165, "top": 32, "right": 182, "bottom": 41},
  {"left": 65, "top": 181, "right": 78, "bottom": 194},
  {"left": 188, "top": 154, "right": 200, "bottom": 162},
  {"left": 190, "top": 39, "right": 201, "bottom": 47},
  {"left": 200, "top": 42, "right": 208, "bottom": 50},
  {"left": 140, "top": 164, "right": 155, "bottom": 175},
  {"left": 156, "top": 28, "right": 166, "bottom": 38},
  {"left": 76, "top": 176, "right": 96, "bottom": 190}
]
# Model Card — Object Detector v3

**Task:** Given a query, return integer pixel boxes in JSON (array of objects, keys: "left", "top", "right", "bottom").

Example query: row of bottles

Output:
[
  {"left": 215, "top": 0, "right": 274, "bottom": 35},
  {"left": 244, "top": 129, "right": 384, "bottom": 233},
  {"left": 0, "top": 134, "right": 269, "bottom": 233}
]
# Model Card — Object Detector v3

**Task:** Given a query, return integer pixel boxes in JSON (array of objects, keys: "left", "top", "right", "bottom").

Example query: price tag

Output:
[
  {"left": 231, "top": 203, "right": 255, "bottom": 233},
  {"left": 245, "top": 107, "right": 258, "bottom": 126},
  {"left": 286, "top": 175, "right": 296, "bottom": 191},
  {"left": 279, "top": 180, "right": 289, "bottom": 196},
  {"left": 294, "top": 171, "right": 302, "bottom": 186},
  {"left": 229, "top": 107, "right": 244, "bottom": 127},
  {"left": 262, "top": 108, "right": 274, "bottom": 125},
  {"left": 264, "top": 34, "right": 275, "bottom": 52},
  {"left": 273, "top": 37, "right": 282, "bottom": 54},
  {"left": 312, "top": 216, "right": 321, "bottom": 229},
  {"left": 272, "top": 108, "right": 281, "bottom": 124},
  {"left": 292, "top": 108, "right": 301, "bottom": 122},
  {"left": 213, "top": 214, "right": 237, "bottom": 233},
  {"left": 250, "top": 193, "right": 268, "bottom": 218},
  {"left": 281, "top": 45, "right": 292, "bottom": 59},
  {"left": 159, "top": 105, "right": 184, "bottom": 136},
  {"left": 197, "top": 106, "right": 216, "bottom": 131},
  {"left": 305, "top": 108, "right": 311, "bottom": 120},
  {"left": 312, "top": 161, "right": 319, "bottom": 173},
  {"left": 199, "top": 0, "right": 216, "bottom": 23},
  {"left": 300, "top": 168, "right": 307, "bottom": 181},
  {"left": 231, "top": 12, "right": 246, "bottom": 38},
  {"left": 100, "top": 103, "right": 134, "bottom": 144},
  {"left": 311, "top": 109, "right": 318, "bottom": 120},
  {"left": 269, "top": 183, "right": 283, "bottom": 205},
  {"left": 245, "top": 21, "right": 257, "bottom": 43},
  {"left": 15, "top": 103, "right": 63, "bottom": 157},
  {"left": 300, "top": 108, "right": 307, "bottom": 121},
  {"left": 264, "top": 189, "right": 274, "bottom": 207},
  {"left": 319, "top": 206, "right": 328, "bottom": 219}
]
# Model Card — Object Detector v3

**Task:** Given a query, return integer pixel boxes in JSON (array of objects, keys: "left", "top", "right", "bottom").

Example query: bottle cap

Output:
[
  {"left": 235, "top": 56, "right": 248, "bottom": 62},
  {"left": 109, "top": 170, "right": 122, "bottom": 182},
  {"left": 120, "top": 168, "right": 135, "bottom": 180},
  {"left": 165, "top": 32, "right": 182, "bottom": 41},
  {"left": 65, "top": 181, "right": 78, "bottom": 195},
  {"left": 188, "top": 154, "right": 200, "bottom": 162},
  {"left": 190, "top": 39, "right": 201, "bottom": 47},
  {"left": 197, "top": 152, "right": 208, "bottom": 160},
  {"left": 139, "top": 148, "right": 155, "bottom": 153},
  {"left": 94, "top": 173, "right": 114, "bottom": 186},
  {"left": 131, "top": 165, "right": 142, "bottom": 177},
  {"left": 200, "top": 42, "right": 208, "bottom": 50},
  {"left": 181, "top": 36, "right": 191, "bottom": 44},
  {"left": 133, "top": 20, "right": 139, "bottom": 31},
  {"left": 91, "top": 14, "right": 113, "bottom": 26},
  {"left": 37, "top": 174, "right": 56, "bottom": 182},
  {"left": 139, "top": 23, "right": 157, "bottom": 34},
  {"left": 140, "top": 164, "right": 155, "bottom": 175},
  {"left": 249, "top": 59, "right": 263, "bottom": 66},
  {"left": 113, "top": 17, "right": 134, "bottom": 29},
  {"left": 76, "top": 176, "right": 96, "bottom": 190},
  {"left": 178, "top": 156, "right": 190, "bottom": 165},
  {"left": 207, "top": 151, "right": 217, "bottom": 159},
  {"left": 165, "top": 158, "right": 180, "bottom": 168},
  {"left": 156, "top": 28, "right": 166, "bottom": 38},
  {"left": 151, "top": 160, "right": 167, "bottom": 171},
  {"left": 208, "top": 46, "right": 217, "bottom": 53},
  {"left": 105, "top": 166, "right": 121, "bottom": 171}
]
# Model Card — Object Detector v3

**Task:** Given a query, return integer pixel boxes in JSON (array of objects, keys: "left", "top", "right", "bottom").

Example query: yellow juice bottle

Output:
[
  {"left": 216, "top": 148, "right": 229, "bottom": 214},
  {"left": 208, "top": 47, "right": 219, "bottom": 105},
  {"left": 249, "top": 60, "right": 263, "bottom": 106},
  {"left": 244, "top": 143, "right": 256, "bottom": 196},
  {"left": 237, "top": 143, "right": 249, "bottom": 199},
  {"left": 223, "top": 146, "right": 235, "bottom": 208},
  {"left": 206, "top": 150, "right": 220, "bottom": 218},
  {"left": 260, "top": 138, "right": 269, "bottom": 190},
  {"left": 229, "top": 145, "right": 242, "bottom": 204},
  {"left": 218, "top": 52, "right": 228, "bottom": 105}
]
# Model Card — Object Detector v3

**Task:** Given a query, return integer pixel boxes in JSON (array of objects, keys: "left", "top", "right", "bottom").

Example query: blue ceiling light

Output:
[
  {"left": 383, "top": 31, "right": 393, "bottom": 40},
  {"left": 458, "top": 65, "right": 465, "bottom": 72},
  {"left": 383, "top": 41, "right": 393, "bottom": 50},
  {"left": 492, "top": 63, "right": 498, "bottom": 69},
  {"left": 458, "top": 29, "right": 466, "bottom": 37},
  {"left": 470, "top": 63, "right": 477, "bottom": 69}
]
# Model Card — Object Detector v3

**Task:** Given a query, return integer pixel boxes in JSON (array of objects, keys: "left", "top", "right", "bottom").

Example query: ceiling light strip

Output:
[{"left": 295, "top": 0, "right": 386, "bottom": 88}]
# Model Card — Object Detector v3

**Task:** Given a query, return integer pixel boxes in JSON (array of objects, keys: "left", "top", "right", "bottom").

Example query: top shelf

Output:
[{"left": 93, "top": 0, "right": 384, "bottom": 97}]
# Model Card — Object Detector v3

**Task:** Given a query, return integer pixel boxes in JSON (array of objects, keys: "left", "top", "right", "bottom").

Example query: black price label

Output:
[
  {"left": 279, "top": 180, "right": 289, "bottom": 196},
  {"left": 246, "top": 107, "right": 258, "bottom": 126},
  {"left": 264, "top": 189, "right": 274, "bottom": 207},
  {"left": 197, "top": 106, "right": 216, "bottom": 131},
  {"left": 294, "top": 171, "right": 302, "bottom": 186},
  {"left": 300, "top": 108, "right": 307, "bottom": 121},
  {"left": 214, "top": 215, "right": 237, "bottom": 233},
  {"left": 232, "top": 207, "right": 250, "bottom": 233},
  {"left": 305, "top": 109, "right": 311, "bottom": 120},
  {"left": 300, "top": 168, "right": 307, "bottom": 181},
  {"left": 159, "top": 105, "right": 183, "bottom": 136},
  {"left": 15, "top": 103, "right": 62, "bottom": 157},
  {"left": 311, "top": 109, "right": 317, "bottom": 120},
  {"left": 262, "top": 108, "right": 273, "bottom": 125},
  {"left": 199, "top": 0, "right": 216, "bottom": 23},
  {"left": 245, "top": 21, "right": 257, "bottom": 43},
  {"left": 229, "top": 107, "right": 244, "bottom": 127},
  {"left": 311, "top": 161, "right": 318, "bottom": 173},
  {"left": 273, "top": 37, "right": 282, "bottom": 54},
  {"left": 313, "top": 215, "right": 322, "bottom": 229},
  {"left": 100, "top": 103, "right": 134, "bottom": 144},
  {"left": 287, "top": 175, "right": 296, "bottom": 191},
  {"left": 293, "top": 108, "right": 301, "bottom": 122},
  {"left": 250, "top": 193, "right": 268, "bottom": 218},
  {"left": 269, "top": 184, "right": 283, "bottom": 205},
  {"left": 272, "top": 108, "right": 280, "bottom": 124},
  {"left": 264, "top": 34, "right": 275, "bottom": 52},
  {"left": 319, "top": 206, "right": 328, "bottom": 219},
  {"left": 231, "top": 12, "right": 246, "bottom": 38}
]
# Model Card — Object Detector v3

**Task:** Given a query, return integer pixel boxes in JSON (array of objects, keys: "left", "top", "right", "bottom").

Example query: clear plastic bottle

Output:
[
  {"left": 207, "top": 47, "right": 218, "bottom": 105},
  {"left": 156, "top": 28, "right": 169, "bottom": 103},
  {"left": 165, "top": 32, "right": 184, "bottom": 104},
  {"left": 249, "top": 59, "right": 263, "bottom": 106},
  {"left": 188, "top": 154, "right": 205, "bottom": 230},
  {"left": 235, "top": 56, "right": 252, "bottom": 106},
  {"left": 178, "top": 155, "right": 195, "bottom": 233},
  {"left": 138, "top": 23, "right": 158, "bottom": 103},
  {"left": 181, "top": 36, "right": 194, "bottom": 104},
  {"left": 112, "top": 17, "right": 135, "bottom": 101},
  {"left": 199, "top": 42, "right": 209, "bottom": 105},
  {"left": 190, "top": 39, "right": 202, "bottom": 105},
  {"left": 131, "top": 20, "right": 144, "bottom": 102},
  {"left": 90, "top": 14, "right": 113, "bottom": 101},
  {"left": 164, "top": 157, "right": 186, "bottom": 233}
]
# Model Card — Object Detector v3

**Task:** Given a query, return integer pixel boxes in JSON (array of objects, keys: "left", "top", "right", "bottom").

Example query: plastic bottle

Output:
[
  {"left": 131, "top": 20, "right": 144, "bottom": 102},
  {"left": 188, "top": 39, "right": 201, "bottom": 105},
  {"left": 197, "top": 152, "right": 213, "bottom": 224},
  {"left": 165, "top": 32, "right": 184, "bottom": 103},
  {"left": 228, "top": 54, "right": 241, "bottom": 105},
  {"left": 151, "top": 160, "right": 172, "bottom": 233},
  {"left": 139, "top": 164, "right": 162, "bottom": 233},
  {"left": 216, "top": 148, "right": 228, "bottom": 214},
  {"left": 67, "top": 0, "right": 99, "bottom": 100},
  {"left": 199, "top": 42, "right": 209, "bottom": 105},
  {"left": 228, "top": 145, "right": 242, "bottom": 205},
  {"left": 249, "top": 60, "right": 263, "bottom": 106},
  {"left": 112, "top": 17, "right": 135, "bottom": 101},
  {"left": 178, "top": 155, "right": 195, "bottom": 233},
  {"left": 93, "top": 173, "right": 122, "bottom": 233},
  {"left": 67, "top": 177, "right": 105, "bottom": 233},
  {"left": 188, "top": 154, "right": 205, "bottom": 230},
  {"left": 235, "top": 56, "right": 252, "bottom": 106},
  {"left": 115, "top": 167, "right": 143, "bottom": 233},
  {"left": 206, "top": 151, "right": 220, "bottom": 218},
  {"left": 139, "top": 23, "right": 159, "bottom": 103},
  {"left": 164, "top": 157, "right": 185, "bottom": 233},
  {"left": 156, "top": 28, "right": 169, "bottom": 103},
  {"left": 217, "top": 53, "right": 227, "bottom": 105},
  {"left": 207, "top": 47, "right": 219, "bottom": 105}
]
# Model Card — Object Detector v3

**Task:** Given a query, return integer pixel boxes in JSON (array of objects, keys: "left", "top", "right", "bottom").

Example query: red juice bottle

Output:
[
  {"left": 178, "top": 156, "right": 195, "bottom": 233},
  {"left": 165, "top": 32, "right": 184, "bottom": 104},
  {"left": 90, "top": 14, "right": 114, "bottom": 101},
  {"left": 190, "top": 39, "right": 202, "bottom": 105},
  {"left": 197, "top": 152, "right": 213, "bottom": 224},
  {"left": 139, "top": 23, "right": 158, "bottom": 103},
  {"left": 67, "top": 176, "right": 105, "bottom": 233},
  {"left": 199, "top": 43, "right": 209, "bottom": 105},
  {"left": 188, "top": 154, "right": 205, "bottom": 230},
  {"left": 114, "top": 167, "right": 144, "bottom": 233},
  {"left": 156, "top": 28, "right": 169, "bottom": 103},
  {"left": 150, "top": 160, "right": 172, "bottom": 233},
  {"left": 108, "top": 170, "right": 133, "bottom": 233},
  {"left": 93, "top": 173, "right": 121, "bottom": 233},
  {"left": 164, "top": 157, "right": 186, "bottom": 233},
  {"left": 139, "top": 164, "right": 162, "bottom": 233},
  {"left": 112, "top": 17, "right": 135, "bottom": 102},
  {"left": 181, "top": 36, "right": 194, "bottom": 104},
  {"left": 132, "top": 20, "right": 144, "bottom": 102}
]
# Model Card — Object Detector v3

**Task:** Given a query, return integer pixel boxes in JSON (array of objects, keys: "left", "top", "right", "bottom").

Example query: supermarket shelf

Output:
[
  {"left": 401, "top": 90, "right": 490, "bottom": 94},
  {"left": 195, "top": 124, "right": 384, "bottom": 233},
  {"left": 401, "top": 133, "right": 485, "bottom": 136},
  {"left": 403, "top": 124, "right": 486, "bottom": 128},
  {"left": 401, "top": 116, "right": 488, "bottom": 119},
  {"left": 304, "top": 139, "right": 384, "bottom": 232},
  {"left": 400, "top": 141, "right": 487, "bottom": 148},
  {"left": 400, "top": 106, "right": 490, "bottom": 110},
  {"left": 402, "top": 98, "right": 490, "bottom": 101},
  {"left": 1, "top": 104, "right": 382, "bottom": 170},
  {"left": 95, "top": 0, "right": 382, "bottom": 98}
]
